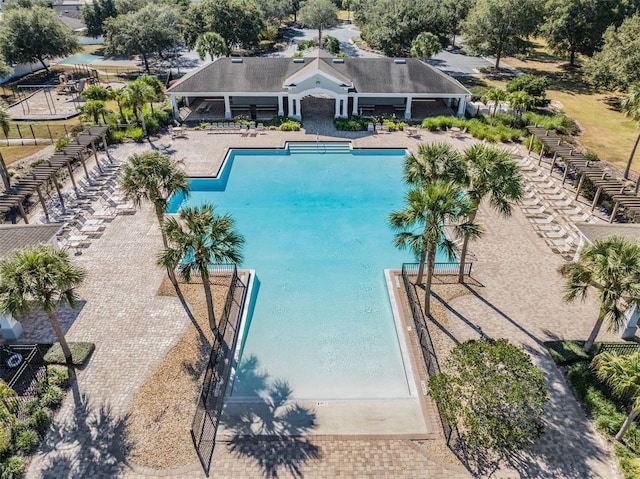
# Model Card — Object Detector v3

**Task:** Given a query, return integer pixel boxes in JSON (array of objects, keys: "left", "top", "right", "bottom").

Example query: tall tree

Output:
[
  {"left": 592, "top": 351, "right": 640, "bottom": 442},
  {"left": 0, "top": 246, "right": 86, "bottom": 364},
  {"left": 541, "top": 0, "right": 621, "bottom": 66},
  {"left": 82, "top": 0, "right": 118, "bottom": 38},
  {"left": 561, "top": 235, "right": 640, "bottom": 352},
  {"left": 584, "top": 14, "right": 640, "bottom": 91},
  {"left": 103, "top": 3, "right": 182, "bottom": 72},
  {"left": 462, "top": 0, "right": 542, "bottom": 68},
  {"left": 196, "top": 32, "right": 229, "bottom": 61},
  {"left": 429, "top": 338, "right": 548, "bottom": 453},
  {"left": 256, "top": 0, "right": 292, "bottom": 23},
  {"left": 621, "top": 82, "right": 640, "bottom": 179},
  {"left": 138, "top": 74, "right": 166, "bottom": 114},
  {"left": 457, "top": 144, "right": 523, "bottom": 283},
  {"left": 410, "top": 32, "right": 442, "bottom": 60},
  {"left": 299, "top": 0, "right": 338, "bottom": 46},
  {"left": 508, "top": 91, "right": 534, "bottom": 121},
  {"left": 0, "top": 6, "right": 80, "bottom": 73},
  {"left": 389, "top": 180, "right": 481, "bottom": 315},
  {"left": 360, "top": 0, "right": 448, "bottom": 57},
  {"left": 0, "top": 103, "right": 12, "bottom": 191},
  {"left": 438, "top": 0, "right": 476, "bottom": 46},
  {"left": 122, "top": 79, "right": 154, "bottom": 136},
  {"left": 183, "top": 0, "right": 265, "bottom": 51},
  {"left": 158, "top": 204, "right": 244, "bottom": 337}
]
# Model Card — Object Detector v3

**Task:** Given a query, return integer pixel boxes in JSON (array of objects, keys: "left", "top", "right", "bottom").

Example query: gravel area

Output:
[{"left": 125, "top": 275, "right": 232, "bottom": 469}]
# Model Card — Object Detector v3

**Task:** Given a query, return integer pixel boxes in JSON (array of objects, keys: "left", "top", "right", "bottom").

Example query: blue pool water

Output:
[
  {"left": 56, "top": 53, "right": 103, "bottom": 65},
  {"left": 167, "top": 147, "right": 440, "bottom": 400}
]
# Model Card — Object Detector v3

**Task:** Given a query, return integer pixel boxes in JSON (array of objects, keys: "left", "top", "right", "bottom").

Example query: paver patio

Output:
[{"left": 11, "top": 127, "right": 622, "bottom": 478}]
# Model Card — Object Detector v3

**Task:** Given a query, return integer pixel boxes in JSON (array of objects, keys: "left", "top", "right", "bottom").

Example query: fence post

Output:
[
  {"left": 29, "top": 125, "right": 36, "bottom": 145},
  {"left": 46, "top": 124, "right": 53, "bottom": 143},
  {"left": 63, "top": 124, "right": 68, "bottom": 137},
  {"left": 16, "top": 124, "right": 23, "bottom": 146}
]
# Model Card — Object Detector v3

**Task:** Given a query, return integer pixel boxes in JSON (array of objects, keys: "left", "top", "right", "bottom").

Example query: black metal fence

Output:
[
  {"left": 0, "top": 345, "right": 47, "bottom": 415},
  {"left": 400, "top": 264, "right": 468, "bottom": 465},
  {"left": 191, "top": 264, "right": 247, "bottom": 475},
  {"left": 401, "top": 261, "right": 473, "bottom": 278},
  {"left": 595, "top": 342, "right": 640, "bottom": 356}
]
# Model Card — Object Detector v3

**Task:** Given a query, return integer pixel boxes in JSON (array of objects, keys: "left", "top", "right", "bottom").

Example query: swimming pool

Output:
[{"left": 167, "top": 146, "right": 444, "bottom": 400}]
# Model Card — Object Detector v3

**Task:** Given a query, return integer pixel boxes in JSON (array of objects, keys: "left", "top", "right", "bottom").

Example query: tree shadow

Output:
[
  {"left": 37, "top": 375, "right": 130, "bottom": 478},
  {"left": 431, "top": 290, "right": 487, "bottom": 341},
  {"left": 12, "top": 302, "right": 87, "bottom": 344},
  {"left": 463, "top": 284, "right": 543, "bottom": 346},
  {"left": 219, "top": 355, "right": 321, "bottom": 478}
]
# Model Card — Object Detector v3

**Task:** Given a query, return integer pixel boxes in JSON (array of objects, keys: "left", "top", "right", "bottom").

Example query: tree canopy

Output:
[
  {"left": 584, "top": 14, "right": 640, "bottom": 91},
  {"left": 358, "top": 0, "right": 448, "bottom": 57},
  {"left": 410, "top": 32, "right": 442, "bottom": 60},
  {"left": 462, "top": 0, "right": 542, "bottom": 68},
  {"left": 429, "top": 338, "right": 549, "bottom": 453},
  {"left": 183, "top": 0, "right": 265, "bottom": 51},
  {"left": 299, "top": 0, "right": 338, "bottom": 42},
  {"left": 541, "top": 0, "right": 622, "bottom": 66},
  {"left": 82, "top": 0, "right": 118, "bottom": 37},
  {"left": 103, "top": 3, "right": 182, "bottom": 72},
  {"left": 0, "top": 6, "right": 80, "bottom": 72}
]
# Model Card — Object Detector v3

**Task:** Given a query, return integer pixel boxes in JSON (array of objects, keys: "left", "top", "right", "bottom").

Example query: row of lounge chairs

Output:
[{"left": 205, "top": 122, "right": 265, "bottom": 135}]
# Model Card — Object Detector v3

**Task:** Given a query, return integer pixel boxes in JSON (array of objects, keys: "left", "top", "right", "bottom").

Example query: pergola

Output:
[
  {"left": 0, "top": 125, "right": 109, "bottom": 223},
  {"left": 527, "top": 125, "right": 640, "bottom": 223}
]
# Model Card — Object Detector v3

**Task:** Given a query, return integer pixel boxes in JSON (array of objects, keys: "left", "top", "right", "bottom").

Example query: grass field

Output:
[
  {"left": 495, "top": 40, "right": 640, "bottom": 173},
  {"left": 0, "top": 145, "right": 48, "bottom": 166}
]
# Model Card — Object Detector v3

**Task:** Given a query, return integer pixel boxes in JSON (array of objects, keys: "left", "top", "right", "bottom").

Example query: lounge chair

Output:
[{"left": 367, "top": 123, "right": 374, "bottom": 132}]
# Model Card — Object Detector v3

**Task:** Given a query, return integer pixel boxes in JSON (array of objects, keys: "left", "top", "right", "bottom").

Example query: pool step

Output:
[{"left": 287, "top": 142, "right": 351, "bottom": 154}]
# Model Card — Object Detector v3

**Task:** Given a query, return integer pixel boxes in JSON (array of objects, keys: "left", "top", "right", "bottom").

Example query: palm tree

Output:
[
  {"left": 158, "top": 203, "right": 244, "bottom": 336},
  {"left": 0, "top": 102, "right": 11, "bottom": 190},
  {"left": 482, "top": 87, "right": 509, "bottom": 116},
  {"left": 508, "top": 91, "right": 534, "bottom": 123},
  {"left": 123, "top": 80, "right": 154, "bottom": 137},
  {"left": 457, "top": 144, "right": 523, "bottom": 283},
  {"left": 621, "top": 82, "right": 640, "bottom": 179},
  {"left": 138, "top": 74, "right": 165, "bottom": 115},
  {"left": 592, "top": 351, "right": 640, "bottom": 441},
  {"left": 403, "top": 142, "right": 466, "bottom": 186},
  {"left": 389, "top": 180, "right": 482, "bottom": 315},
  {"left": 0, "top": 246, "right": 86, "bottom": 364},
  {"left": 196, "top": 32, "right": 229, "bottom": 61},
  {"left": 78, "top": 100, "right": 109, "bottom": 125},
  {"left": 109, "top": 88, "right": 127, "bottom": 123},
  {"left": 561, "top": 235, "right": 640, "bottom": 353},
  {"left": 120, "top": 151, "right": 189, "bottom": 284},
  {"left": 410, "top": 32, "right": 442, "bottom": 61}
]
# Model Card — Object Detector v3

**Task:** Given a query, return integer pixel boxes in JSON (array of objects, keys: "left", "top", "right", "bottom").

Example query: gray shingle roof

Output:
[
  {"left": 167, "top": 57, "right": 468, "bottom": 96},
  {"left": 575, "top": 223, "right": 640, "bottom": 243},
  {"left": 0, "top": 224, "right": 62, "bottom": 258}
]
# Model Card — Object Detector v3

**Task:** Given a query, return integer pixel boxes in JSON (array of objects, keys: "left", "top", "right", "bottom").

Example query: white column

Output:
[
  {"left": 341, "top": 96, "right": 348, "bottom": 117},
  {"left": 224, "top": 95, "right": 232, "bottom": 119},
  {"left": 352, "top": 95, "right": 359, "bottom": 116},
  {"left": 404, "top": 96, "right": 412, "bottom": 119},
  {"left": 335, "top": 98, "right": 341, "bottom": 117},
  {"left": 621, "top": 304, "right": 640, "bottom": 339},
  {"left": 457, "top": 96, "right": 466, "bottom": 117},
  {"left": 446, "top": 98, "right": 452, "bottom": 108},
  {"left": 169, "top": 95, "right": 179, "bottom": 118},
  {"left": 288, "top": 96, "right": 294, "bottom": 118},
  {"left": 278, "top": 95, "right": 284, "bottom": 116}
]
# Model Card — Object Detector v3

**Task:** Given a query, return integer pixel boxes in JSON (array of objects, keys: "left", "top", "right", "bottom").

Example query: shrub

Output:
[
  {"left": 293, "top": 51, "right": 303, "bottom": 58},
  {"left": 506, "top": 74, "right": 549, "bottom": 106},
  {"left": 107, "top": 129, "right": 126, "bottom": 144},
  {"left": 26, "top": 409, "right": 50, "bottom": 433},
  {"left": 42, "top": 342, "right": 95, "bottom": 366},
  {"left": 279, "top": 120, "right": 301, "bottom": 131},
  {"left": 54, "top": 137, "right": 70, "bottom": 152},
  {"left": 47, "top": 367, "right": 71, "bottom": 388},
  {"left": 334, "top": 117, "right": 364, "bottom": 131},
  {"left": 69, "top": 124, "right": 84, "bottom": 137},
  {"left": 143, "top": 115, "right": 160, "bottom": 135},
  {"left": 125, "top": 126, "right": 144, "bottom": 142},
  {"left": 615, "top": 443, "right": 640, "bottom": 479},
  {"left": 0, "top": 456, "right": 25, "bottom": 479},
  {"left": 39, "top": 386, "right": 63, "bottom": 409},
  {"left": 15, "top": 429, "right": 39, "bottom": 454},
  {"left": 22, "top": 399, "right": 40, "bottom": 416},
  {"left": 325, "top": 35, "right": 340, "bottom": 54}
]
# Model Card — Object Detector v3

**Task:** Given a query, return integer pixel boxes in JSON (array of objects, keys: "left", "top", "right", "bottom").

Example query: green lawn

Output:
[{"left": 496, "top": 41, "right": 640, "bottom": 173}]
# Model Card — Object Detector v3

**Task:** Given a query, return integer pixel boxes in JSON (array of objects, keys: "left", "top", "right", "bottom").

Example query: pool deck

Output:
[{"left": 15, "top": 127, "right": 621, "bottom": 478}]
